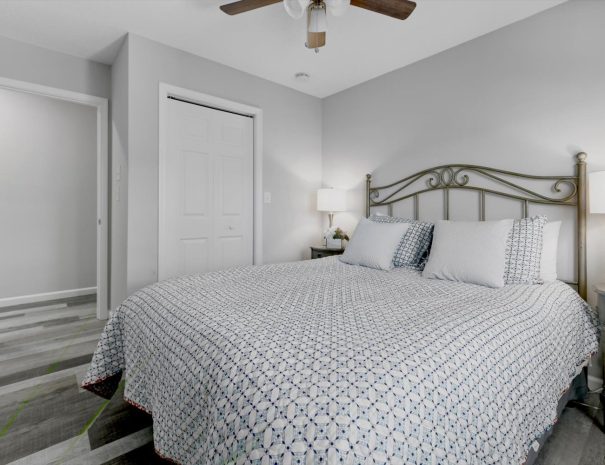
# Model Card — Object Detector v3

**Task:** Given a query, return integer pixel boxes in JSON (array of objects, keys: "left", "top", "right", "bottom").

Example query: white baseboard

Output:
[
  {"left": 588, "top": 374, "right": 604, "bottom": 391},
  {"left": 0, "top": 287, "right": 97, "bottom": 308}
]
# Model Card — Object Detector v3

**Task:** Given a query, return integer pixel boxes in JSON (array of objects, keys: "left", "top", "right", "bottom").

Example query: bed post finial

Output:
[
  {"left": 366, "top": 174, "right": 372, "bottom": 218},
  {"left": 576, "top": 152, "right": 587, "bottom": 300}
]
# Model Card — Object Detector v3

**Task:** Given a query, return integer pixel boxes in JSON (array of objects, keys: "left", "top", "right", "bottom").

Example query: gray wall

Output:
[
  {"left": 118, "top": 35, "right": 323, "bottom": 296},
  {"left": 0, "top": 35, "right": 110, "bottom": 99},
  {"left": 0, "top": 87, "right": 97, "bottom": 298},
  {"left": 110, "top": 38, "right": 129, "bottom": 310},
  {"left": 322, "top": 0, "right": 605, "bottom": 381}
]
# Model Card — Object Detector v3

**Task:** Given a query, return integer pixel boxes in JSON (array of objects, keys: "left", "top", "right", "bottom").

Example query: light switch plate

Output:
[{"left": 264, "top": 192, "right": 272, "bottom": 204}]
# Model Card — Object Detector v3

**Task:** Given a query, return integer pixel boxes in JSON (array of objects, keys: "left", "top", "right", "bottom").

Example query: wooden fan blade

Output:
[
  {"left": 306, "top": 31, "right": 326, "bottom": 49},
  {"left": 220, "top": 0, "right": 282, "bottom": 15},
  {"left": 351, "top": 0, "right": 416, "bottom": 20}
]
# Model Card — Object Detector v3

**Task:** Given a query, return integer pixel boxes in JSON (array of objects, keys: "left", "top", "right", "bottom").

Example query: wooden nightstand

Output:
[{"left": 310, "top": 245, "right": 344, "bottom": 259}]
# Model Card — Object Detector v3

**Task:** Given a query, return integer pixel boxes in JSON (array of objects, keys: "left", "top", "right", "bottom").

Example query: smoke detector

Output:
[{"left": 294, "top": 72, "right": 311, "bottom": 82}]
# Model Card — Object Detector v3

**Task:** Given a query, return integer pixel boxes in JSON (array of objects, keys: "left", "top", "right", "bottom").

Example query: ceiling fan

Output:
[{"left": 219, "top": 0, "right": 416, "bottom": 52}]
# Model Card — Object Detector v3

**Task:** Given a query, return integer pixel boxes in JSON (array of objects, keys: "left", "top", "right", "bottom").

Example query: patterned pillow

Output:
[
  {"left": 504, "top": 215, "right": 547, "bottom": 285},
  {"left": 370, "top": 215, "right": 434, "bottom": 270}
]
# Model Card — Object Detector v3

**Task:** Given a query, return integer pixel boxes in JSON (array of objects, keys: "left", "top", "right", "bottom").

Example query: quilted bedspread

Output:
[{"left": 82, "top": 257, "right": 599, "bottom": 465}]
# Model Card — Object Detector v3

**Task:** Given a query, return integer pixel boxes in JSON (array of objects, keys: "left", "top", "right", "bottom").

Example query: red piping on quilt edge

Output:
[
  {"left": 80, "top": 371, "right": 120, "bottom": 388},
  {"left": 80, "top": 371, "right": 123, "bottom": 400},
  {"left": 80, "top": 370, "right": 122, "bottom": 389}
]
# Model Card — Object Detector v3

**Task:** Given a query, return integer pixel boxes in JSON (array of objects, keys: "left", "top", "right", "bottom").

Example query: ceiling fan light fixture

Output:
[
  {"left": 325, "top": 0, "right": 350, "bottom": 17},
  {"left": 308, "top": 3, "right": 327, "bottom": 33},
  {"left": 284, "top": 0, "right": 310, "bottom": 19},
  {"left": 218, "top": 0, "right": 417, "bottom": 51}
]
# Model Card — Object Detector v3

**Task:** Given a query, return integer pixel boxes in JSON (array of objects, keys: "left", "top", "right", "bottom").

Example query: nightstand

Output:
[
  {"left": 594, "top": 284, "right": 605, "bottom": 429},
  {"left": 310, "top": 245, "right": 344, "bottom": 259}
]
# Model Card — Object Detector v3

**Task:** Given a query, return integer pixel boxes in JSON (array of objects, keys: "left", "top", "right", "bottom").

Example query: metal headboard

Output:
[{"left": 365, "top": 153, "right": 588, "bottom": 300}]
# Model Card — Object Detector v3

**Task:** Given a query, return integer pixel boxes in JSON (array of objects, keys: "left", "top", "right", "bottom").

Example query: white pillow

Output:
[
  {"left": 540, "top": 221, "right": 561, "bottom": 281},
  {"left": 339, "top": 217, "right": 410, "bottom": 270},
  {"left": 422, "top": 219, "right": 514, "bottom": 288}
]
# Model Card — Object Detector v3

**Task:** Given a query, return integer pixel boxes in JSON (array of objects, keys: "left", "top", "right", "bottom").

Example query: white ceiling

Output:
[{"left": 0, "top": 0, "right": 566, "bottom": 98}]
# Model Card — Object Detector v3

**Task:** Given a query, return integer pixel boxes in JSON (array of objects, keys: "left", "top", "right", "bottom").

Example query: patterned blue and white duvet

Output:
[{"left": 82, "top": 257, "right": 599, "bottom": 465}]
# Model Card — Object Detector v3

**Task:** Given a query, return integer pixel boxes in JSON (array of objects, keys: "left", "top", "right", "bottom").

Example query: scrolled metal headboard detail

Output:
[{"left": 365, "top": 152, "right": 588, "bottom": 299}]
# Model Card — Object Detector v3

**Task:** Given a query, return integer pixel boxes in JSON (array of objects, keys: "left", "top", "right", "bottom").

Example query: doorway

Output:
[{"left": 0, "top": 77, "right": 109, "bottom": 319}]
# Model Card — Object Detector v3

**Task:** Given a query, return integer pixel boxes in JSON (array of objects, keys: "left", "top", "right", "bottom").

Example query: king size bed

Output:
[{"left": 83, "top": 153, "right": 600, "bottom": 465}]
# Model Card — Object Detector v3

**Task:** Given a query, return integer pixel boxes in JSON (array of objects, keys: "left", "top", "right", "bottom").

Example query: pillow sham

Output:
[
  {"left": 340, "top": 217, "right": 410, "bottom": 271},
  {"left": 504, "top": 216, "right": 547, "bottom": 285},
  {"left": 422, "top": 219, "right": 514, "bottom": 288},
  {"left": 540, "top": 221, "right": 561, "bottom": 282},
  {"left": 370, "top": 214, "right": 434, "bottom": 270}
]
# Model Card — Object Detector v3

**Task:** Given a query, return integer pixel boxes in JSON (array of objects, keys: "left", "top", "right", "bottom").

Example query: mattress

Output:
[{"left": 82, "top": 256, "right": 599, "bottom": 464}]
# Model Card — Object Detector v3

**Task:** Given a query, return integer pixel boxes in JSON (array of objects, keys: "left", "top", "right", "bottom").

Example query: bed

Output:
[{"left": 83, "top": 153, "right": 600, "bottom": 465}]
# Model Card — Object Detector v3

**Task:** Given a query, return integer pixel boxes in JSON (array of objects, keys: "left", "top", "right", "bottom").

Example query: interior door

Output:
[{"left": 160, "top": 98, "right": 253, "bottom": 280}]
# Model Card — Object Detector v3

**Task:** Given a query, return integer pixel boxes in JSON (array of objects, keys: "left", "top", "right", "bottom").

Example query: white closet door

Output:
[{"left": 160, "top": 98, "right": 253, "bottom": 281}]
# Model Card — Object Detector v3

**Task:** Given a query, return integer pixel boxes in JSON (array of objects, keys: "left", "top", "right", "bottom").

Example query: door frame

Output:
[
  {"left": 0, "top": 76, "right": 109, "bottom": 320},
  {"left": 158, "top": 83, "right": 263, "bottom": 277}
]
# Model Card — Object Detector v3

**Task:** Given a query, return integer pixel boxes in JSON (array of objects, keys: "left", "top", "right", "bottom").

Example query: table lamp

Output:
[{"left": 317, "top": 188, "right": 346, "bottom": 248}]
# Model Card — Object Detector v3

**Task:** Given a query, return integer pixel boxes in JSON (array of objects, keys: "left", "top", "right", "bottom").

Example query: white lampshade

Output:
[
  {"left": 308, "top": 4, "right": 327, "bottom": 33},
  {"left": 317, "top": 188, "right": 346, "bottom": 212},
  {"left": 589, "top": 171, "right": 605, "bottom": 214}
]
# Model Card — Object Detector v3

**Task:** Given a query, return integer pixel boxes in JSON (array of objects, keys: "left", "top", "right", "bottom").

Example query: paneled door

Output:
[{"left": 159, "top": 98, "right": 253, "bottom": 280}]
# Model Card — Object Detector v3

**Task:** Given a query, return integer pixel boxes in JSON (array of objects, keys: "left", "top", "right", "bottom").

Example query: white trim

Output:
[
  {"left": 0, "top": 287, "right": 97, "bottom": 309},
  {"left": 0, "top": 77, "right": 109, "bottom": 320},
  {"left": 158, "top": 83, "right": 263, "bottom": 278}
]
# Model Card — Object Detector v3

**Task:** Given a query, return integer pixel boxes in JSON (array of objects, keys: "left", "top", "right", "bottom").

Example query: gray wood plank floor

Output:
[{"left": 0, "top": 298, "right": 603, "bottom": 464}]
